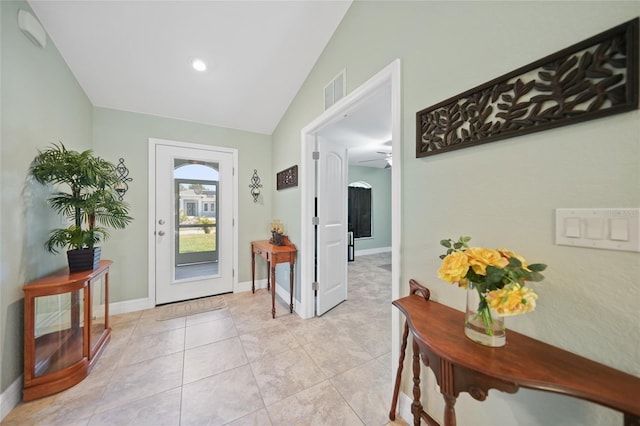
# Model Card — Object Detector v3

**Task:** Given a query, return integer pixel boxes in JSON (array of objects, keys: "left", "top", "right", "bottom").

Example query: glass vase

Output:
[{"left": 464, "top": 282, "right": 506, "bottom": 347}]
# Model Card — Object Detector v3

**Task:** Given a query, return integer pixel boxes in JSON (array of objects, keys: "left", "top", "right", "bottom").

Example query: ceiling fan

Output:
[{"left": 359, "top": 151, "right": 392, "bottom": 168}]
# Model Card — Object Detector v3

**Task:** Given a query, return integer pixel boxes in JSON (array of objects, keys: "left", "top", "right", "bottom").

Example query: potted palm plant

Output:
[{"left": 30, "top": 143, "right": 133, "bottom": 272}]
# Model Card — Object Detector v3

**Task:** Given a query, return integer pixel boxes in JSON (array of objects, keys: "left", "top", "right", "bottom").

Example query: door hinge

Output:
[
  {"left": 232, "top": 269, "right": 235, "bottom": 278},
  {"left": 312, "top": 216, "right": 319, "bottom": 226},
  {"left": 312, "top": 281, "right": 319, "bottom": 291},
  {"left": 312, "top": 151, "right": 320, "bottom": 160}
]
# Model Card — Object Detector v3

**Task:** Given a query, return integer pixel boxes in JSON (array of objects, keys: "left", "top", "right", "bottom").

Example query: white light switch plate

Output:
[{"left": 555, "top": 208, "right": 640, "bottom": 252}]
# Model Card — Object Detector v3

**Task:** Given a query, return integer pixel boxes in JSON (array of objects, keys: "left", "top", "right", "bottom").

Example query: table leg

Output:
[
  {"left": 267, "top": 261, "right": 271, "bottom": 291},
  {"left": 444, "top": 394, "right": 458, "bottom": 426},
  {"left": 289, "top": 263, "right": 294, "bottom": 313},
  {"left": 411, "top": 339, "right": 423, "bottom": 426},
  {"left": 439, "top": 358, "right": 458, "bottom": 426},
  {"left": 251, "top": 250, "right": 256, "bottom": 294},
  {"left": 624, "top": 413, "right": 640, "bottom": 426},
  {"left": 389, "top": 321, "right": 410, "bottom": 420},
  {"left": 271, "top": 265, "right": 276, "bottom": 319}
]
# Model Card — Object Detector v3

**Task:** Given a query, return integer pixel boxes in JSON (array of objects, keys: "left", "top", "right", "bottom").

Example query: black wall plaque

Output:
[
  {"left": 416, "top": 18, "right": 639, "bottom": 158},
  {"left": 277, "top": 165, "right": 298, "bottom": 190}
]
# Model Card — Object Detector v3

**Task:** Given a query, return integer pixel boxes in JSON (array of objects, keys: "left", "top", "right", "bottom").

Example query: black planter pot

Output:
[{"left": 67, "top": 247, "right": 101, "bottom": 272}]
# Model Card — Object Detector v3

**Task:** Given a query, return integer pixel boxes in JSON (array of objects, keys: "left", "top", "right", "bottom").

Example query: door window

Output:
[{"left": 174, "top": 162, "right": 220, "bottom": 278}]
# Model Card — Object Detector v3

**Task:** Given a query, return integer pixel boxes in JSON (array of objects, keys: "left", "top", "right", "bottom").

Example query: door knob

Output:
[
  {"left": 158, "top": 230, "right": 165, "bottom": 236},
  {"left": 158, "top": 219, "right": 165, "bottom": 225}
]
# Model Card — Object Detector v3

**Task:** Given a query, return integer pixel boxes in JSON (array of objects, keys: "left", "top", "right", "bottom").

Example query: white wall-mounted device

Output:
[
  {"left": 555, "top": 208, "right": 640, "bottom": 252},
  {"left": 18, "top": 9, "right": 47, "bottom": 49}
]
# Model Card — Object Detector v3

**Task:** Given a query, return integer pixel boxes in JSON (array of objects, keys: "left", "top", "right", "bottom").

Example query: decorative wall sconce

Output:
[
  {"left": 249, "top": 169, "right": 262, "bottom": 203},
  {"left": 115, "top": 158, "right": 132, "bottom": 201}
]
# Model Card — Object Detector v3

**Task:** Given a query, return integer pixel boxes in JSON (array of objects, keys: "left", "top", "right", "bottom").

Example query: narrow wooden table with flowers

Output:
[{"left": 389, "top": 237, "right": 640, "bottom": 426}]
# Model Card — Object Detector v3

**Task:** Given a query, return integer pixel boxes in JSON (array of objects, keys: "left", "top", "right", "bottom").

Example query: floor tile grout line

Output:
[
  {"left": 178, "top": 318, "right": 187, "bottom": 426},
  {"left": 327, "top": 377, "right": 368, "bottom": 426}
]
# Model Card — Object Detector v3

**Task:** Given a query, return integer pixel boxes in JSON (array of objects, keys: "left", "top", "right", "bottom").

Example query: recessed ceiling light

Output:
[{"left": 192, "top": 58, "right": 207, "bottom": 72}]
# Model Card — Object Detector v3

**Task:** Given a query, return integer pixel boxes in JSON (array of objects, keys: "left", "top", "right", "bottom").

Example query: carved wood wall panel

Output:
[
  {"left": 416, "top": 18, "right": 638, "bottom": 158},
  {"left": 276, "top": 165, "right": 298, "bottom": 190}
]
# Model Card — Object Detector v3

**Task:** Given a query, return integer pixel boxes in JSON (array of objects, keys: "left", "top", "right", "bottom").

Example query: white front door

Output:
[
  {"left": 154, "top": 142, "right": 234, "bottom": 305},
  {"left": 316, "top": 136, "right": 348, "bottom": 315}
]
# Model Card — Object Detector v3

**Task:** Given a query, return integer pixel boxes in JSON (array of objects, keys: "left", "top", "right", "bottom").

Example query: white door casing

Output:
[
  {"left": 300, "top": 59, "right": 401, "bottom": 320},
  {"left": 149, "top": 138, "right": 238, "bottom": 305},
  {"left": 299, "top": 58, "right": 401, "bottom": 402},
  {"left": 316, "top": 136, "right": 348, "bottom": 315}
]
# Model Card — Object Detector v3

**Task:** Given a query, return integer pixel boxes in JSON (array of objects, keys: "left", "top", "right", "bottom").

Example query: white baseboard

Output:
[
  {"left": 235, "top": 278, "right": 267, "bottom": 293},
  {"left": 274, "top": 281, "right": 300, "bottom": 314},
  {"left": 236, "top": 279, "right": 299, "bottom": 314},
  {"left": 397, "top": 391, "right": 413, "bottom": 424},
  {"left": 109, "top": 297, "right": 153, "bottom": 316},
  {"left": 1, "top": 376, "right": 22, "bottom": 422},
  {"left": 108, "top": 282, "right": 276, "bottom": 316},
  {"left": 354, "top": 246, "right": 392, "bottom": 256}
]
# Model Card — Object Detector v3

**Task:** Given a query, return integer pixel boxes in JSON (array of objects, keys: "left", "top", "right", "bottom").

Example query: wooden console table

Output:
[
  {"left": 391, "top": 280, "right": 640, "bottom": 426},
  {"left": 251, "top": 240, "right": 296, "bottom": 318},
  {"left": 23, "top": 260, "right": 112, "bottom": 401}
]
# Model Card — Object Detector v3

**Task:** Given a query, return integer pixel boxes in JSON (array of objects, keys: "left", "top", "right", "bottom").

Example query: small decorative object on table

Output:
[
  {"left": 438, "top": 236, "right": 546, "bottom": 347},
  {"left": 270, "top": 220, "right": 286, "bottom": 246}
]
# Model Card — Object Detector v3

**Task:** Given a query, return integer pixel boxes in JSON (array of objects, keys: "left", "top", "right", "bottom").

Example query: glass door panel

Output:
[
  {"left": 89, "top": 274, "right": 107, "bottom": 355},
  {"left": 33, "top": 290, "right": 84, "bottom": 377},
  {"left": 173, "top": 161, "right": 219, "bottom": 281}
]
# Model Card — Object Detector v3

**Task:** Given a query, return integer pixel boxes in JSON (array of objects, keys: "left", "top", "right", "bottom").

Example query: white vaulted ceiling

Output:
[{"left": 28, "top": 0, "right": 352, "bottom": 135}]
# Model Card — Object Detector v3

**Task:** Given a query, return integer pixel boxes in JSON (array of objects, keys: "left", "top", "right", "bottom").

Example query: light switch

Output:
[
  {"left": 564, "top": 217, "right": 581, "bottom": 238},
  {"left": 585, "top": 217, "right": 604, "bottom": 239},
  {"left": 556, "top": 208, "right": 640, "bottom": 252},
  {"left": 610, "top": 218, "right": 629, "bottom": 241}
]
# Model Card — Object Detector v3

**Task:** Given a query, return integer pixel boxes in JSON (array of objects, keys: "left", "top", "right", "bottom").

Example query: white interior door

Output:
[
  {"left": 155, "top": 143, "right": 234, "bottom": 305},
  {"left": 316, "top": 136, "right": 348, "bottom": 315}
]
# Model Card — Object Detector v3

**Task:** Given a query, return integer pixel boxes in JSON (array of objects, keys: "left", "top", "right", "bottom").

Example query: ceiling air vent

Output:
[{"left": 324, "top": 69, "right": 346, "bottom": 110}]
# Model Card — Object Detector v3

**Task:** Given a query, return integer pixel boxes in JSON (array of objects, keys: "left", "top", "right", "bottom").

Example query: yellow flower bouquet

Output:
[{"left": 438, "top": 236, "right": 546, "bottom": 346}]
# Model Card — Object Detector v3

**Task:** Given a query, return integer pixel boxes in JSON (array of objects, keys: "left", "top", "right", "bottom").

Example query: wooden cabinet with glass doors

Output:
[{"left": 23, "top": 260, "right": 111, "bottom": 401}]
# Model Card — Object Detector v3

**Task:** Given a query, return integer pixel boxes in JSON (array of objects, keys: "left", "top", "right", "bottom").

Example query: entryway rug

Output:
[
  {"left": 158, "top": 295, "right": 226, "bottom": 320},
  {"left": 378, "top": 264, "right": 392, "bottom": 271}
]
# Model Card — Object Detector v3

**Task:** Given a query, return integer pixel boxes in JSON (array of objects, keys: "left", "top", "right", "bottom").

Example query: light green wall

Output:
[
  {"left": 348, "top": 165, "right": 391, "bottom": 252},
  {"left": 92, "top": 107, "right": 273, "bottom": 303},
  {"left": 0, "top": 0, "right": 93, "bottom": 392},
  {"left": 272, "top": 1, "right": 640, "bottom": 424}
]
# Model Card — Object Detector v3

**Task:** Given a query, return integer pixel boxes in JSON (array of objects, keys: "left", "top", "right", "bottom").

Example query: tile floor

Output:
[{"left": 3, "top": 253, "right": 408, "bottom": 426}]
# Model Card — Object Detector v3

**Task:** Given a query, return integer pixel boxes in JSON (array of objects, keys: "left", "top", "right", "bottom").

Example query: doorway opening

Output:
[{"left": 299, "top": 59, "right": 402, "bottom": 368}]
